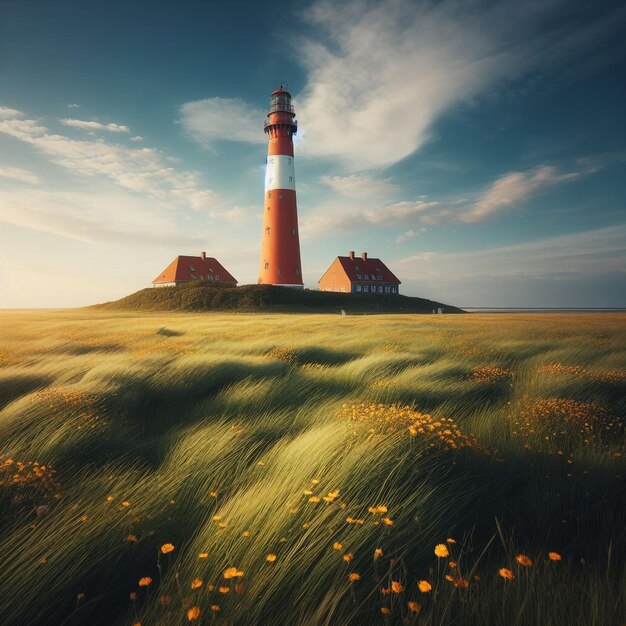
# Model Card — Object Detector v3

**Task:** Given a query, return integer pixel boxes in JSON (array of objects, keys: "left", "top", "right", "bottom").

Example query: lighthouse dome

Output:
[{"left": 268, "top": 88, "right": 294, "bottom": 115}]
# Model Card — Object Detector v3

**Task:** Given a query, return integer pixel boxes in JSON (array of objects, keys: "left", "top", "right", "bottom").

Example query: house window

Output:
[
  {"left": 391, "top": 286, "right": 396, "bottom": 294},
  {"left": 356, "top": 274, "right": 361, "bottom": 279},
  {"left": 216, "top": 275, "right": 220, "bottom": 280},
  {"left": 385, "top": 286, "right": 390, "bottom": 293},
  {"left": 355, "top": 266, "right": 360, "bottom": 271},
  {"left": 364, "top": 285, "right": 369, "bottom": 293},
  {"left": 265, "top": 262, "right": 269, "bottom": 270},
  {"left": 356, "top": 284, "right": 362, "bottom": 292},
  {"left": 378, "top": 286, "right": 383, "bottom": 293},
  {"left": 189, "top": 266, "right": 195, "bottom": 272},
  {"left": 265, "top": 226, "right": 270, "bottom": 234}
]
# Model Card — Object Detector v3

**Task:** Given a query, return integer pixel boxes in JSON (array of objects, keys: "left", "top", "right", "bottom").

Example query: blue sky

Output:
[{"left": 1, "top": 0, "right": 625, "bottom": 307}]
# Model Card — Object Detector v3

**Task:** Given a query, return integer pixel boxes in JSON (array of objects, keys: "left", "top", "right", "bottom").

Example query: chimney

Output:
[
  {"left": 201, "top": 251, "right": 206, "bottom": 261},
  {"left": 349, "top": 250, "right": 355, "bottom": 260},
  {"left": 361, "top": 252, "right": 368, "bottom": 261}
]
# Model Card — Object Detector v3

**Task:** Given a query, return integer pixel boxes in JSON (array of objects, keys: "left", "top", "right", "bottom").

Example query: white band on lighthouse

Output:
[{"left": 265, "top": 155, "right": 296, "bottom": 191}]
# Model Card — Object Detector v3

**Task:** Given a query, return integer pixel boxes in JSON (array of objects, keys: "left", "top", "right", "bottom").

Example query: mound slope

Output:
[{"left": 95, "top": 282, "right": 464, "bottom": 313}]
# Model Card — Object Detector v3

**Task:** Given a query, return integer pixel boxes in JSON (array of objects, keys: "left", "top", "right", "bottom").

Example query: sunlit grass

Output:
[{"left": 0, "top": 310, "right": 624, "bottom": 624}]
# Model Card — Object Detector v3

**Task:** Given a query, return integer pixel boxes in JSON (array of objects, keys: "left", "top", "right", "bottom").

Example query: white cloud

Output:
[
  {"left": 303, "top": 161, "right": 600, "bottom": 238},
  {"left": 178, "top": 98, "right": 265, "bottom": 146},
  {"left": 320, "top": 174, "right": 398, "bottom": 198},
  {"left": 0, "top": 166, "right": 40, "bottom": 185},
  {"left": 458, "top": 166, "right": 580, "bottom": 223},
  {"left": 0, "top": 107, "right": 226, "bottom": 213},
  {"left": 292, "top": 0, "right": 624, "bottom": 170},
  {"left": 131, "top": 135, "right": 143, "bottom": 142},
  {"left": 60, "top": 118, "right": 130, "bottom": 133},
  {"left": 67, "top": 103, "right": 80, "bottom": 109},
  {"left": 395, "top": 229, "right": 421, "bottom": 244},
  {"left": 0, "top": 107, "right": 24, "bottom": 118}
]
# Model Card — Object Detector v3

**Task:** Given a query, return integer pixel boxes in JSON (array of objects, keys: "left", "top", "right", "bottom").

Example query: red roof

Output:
[
  {"left": 152, "top": 255, "right": 237, "bottom": 285},
  {"left": 333, "top": 254, "right": 401, "bottom": 284}
]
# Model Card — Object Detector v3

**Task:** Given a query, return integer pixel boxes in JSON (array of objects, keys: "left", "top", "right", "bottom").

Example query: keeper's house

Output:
[
  {"left": 318, "top": 251, "right": 401, "bottom": 294},
  {"left": 152, "top": 252, "right": 237, "bottom": 287}
]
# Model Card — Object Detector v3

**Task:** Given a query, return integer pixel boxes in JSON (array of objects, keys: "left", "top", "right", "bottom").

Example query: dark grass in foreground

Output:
[
  {"left": 95, "top": 282, "right": 464, "bottom": 314},
  {"left": 0, "top": 311, "right": 624, "bottom": 625}
]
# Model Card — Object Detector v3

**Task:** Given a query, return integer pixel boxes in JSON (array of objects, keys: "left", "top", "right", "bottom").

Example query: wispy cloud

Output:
[
  {"left": 60, "top": 118, "right": 130, "bottom": 133},
  {"left": 178, "top": 98, "right": 265, "bottom": 146},
  {"left": 395, "top": 229, "right": 422, "bottom": 244},
  {"left": 302, "top": 161, "right": 600, "bottom": 237},
  {"left": 293, "top": 0, "right": 625, "bottom": 170},
  {"left": 0, "top": 166, "right": 40, "bottom": 185},
  {"left": 0, "top": 106, "right": 225, "bottom": 212},
  {"left": 456, "top": 166, "right": 580, "bottom": 223},
  {"left": 67, "top": 103, "right": 80, "bottom": 109},
  {"left": 320, "top": 174, "right": 398, "bottom": 198},
  {"left": 0, "top": 188, "right": 205, "bottom": 247}
]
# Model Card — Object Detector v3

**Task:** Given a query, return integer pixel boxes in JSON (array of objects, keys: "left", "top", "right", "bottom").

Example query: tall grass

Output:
[{"left": 0, "top": 310, "right": 624, "bottom": 625}]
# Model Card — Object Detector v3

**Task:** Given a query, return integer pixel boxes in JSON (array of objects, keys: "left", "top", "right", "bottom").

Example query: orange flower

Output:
[
  {"left": 223, "top": 566, "right": 244, "bottom": 579},
  {"left": 449, "top": 561, "right": 457, "bottom": 569},
  {"left": 219, "top": 586, "right": 230, "bottom": 594},
  {"left": 408, "top": 601, "right": 421, "bottom": 613},
  {"left": 160, "top": 595, "right": 171, "bottom": 605},
  {"left": 499, "top": 568, "right": 515, "bottom": 580},
  {"left": 445, "top": 574, "right": 454, "bottom": 582},
  {"left": 198, "top": 552, "right": 208, "bottom": 559},
  {"left": 138, "top": 577, "right": 152, "bottom": 587},
  {"left": 381, "top": 607, "right": 391, "bottom": 615},
  {"left": 77, "top": 593, "right": 86, "bottom": 602},
  {"left": 242, "top": 531, "right": 250, "bottom": 537},
  {"left": 446, "top": 538, "right": 457, "bottom": 544},
  {"left": 548, "top": 551, "right": 562, "bottom": 561},
  {"left": 161, "top": 543, "right": 175, "bottom": 554},
  {"left": 434, "top": 544, "right": 449, "bottom": 558},
  {"left": 191, "top": 579, "right": 203, "bottom": 589},
  {"left": 211, "top": 605, "right": 220, "bottom": 611},
  {"left": 129, "top": 592, "right": 137, "bottom": 601},
  {"left": 121, "top": 501, "right": 130, "bottom": 507},
  {"left": 343, "top": 553, "right": 353, "bottom": 562},
  {"left": 417, "top": 580, "right": 432, "bottom": 593},
  {"left": 454, "top": 578, "right": 469, "bottom": 589},
  {"left": 391, "top": 581, "right": 404, "bottom": 593},
  {"left": 333, "top": 542, "right": 343, "bottom": 551},
  {"left": 187, "top": 606, "right": 201, "bottom": 621},
  {"left": 348, "top": 572, "right": 361, "bottom": 582},
  {"left": 516, "top": 554, "right": 533, "bottom": 567},
  {"left": 266, "top": 554, "right": 277, "bottom": 562},
  {"left": 382, "top": 517, "right": 394, "bottom": 526},
  {"left": 374, "top": 548, "right": 384, "bottom": 560},
  {"left": 210, "top": 491, "right": 218, "bottom": 497},
  {"left": 127, "top": 534, "right": 137, "bottom": 542}
]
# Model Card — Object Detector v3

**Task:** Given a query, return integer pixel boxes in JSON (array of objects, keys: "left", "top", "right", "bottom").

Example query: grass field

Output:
[{"left": 0, "top": 310, "right": 624, "bottom": 625}]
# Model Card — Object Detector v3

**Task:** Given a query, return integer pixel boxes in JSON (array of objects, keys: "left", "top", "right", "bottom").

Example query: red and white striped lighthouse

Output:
[{"left": 258, "top": 87, "right": 304, "bottom": 287}]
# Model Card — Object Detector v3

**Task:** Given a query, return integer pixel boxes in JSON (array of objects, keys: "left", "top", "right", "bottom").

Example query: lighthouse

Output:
[{"left": 258, "top": 87, "right": 304, "bottom": 288}]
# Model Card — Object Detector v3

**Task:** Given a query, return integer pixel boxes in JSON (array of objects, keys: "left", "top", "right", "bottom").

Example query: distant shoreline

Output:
[{"left": 464, "top": 307, "right": 626, "bottom": 313}]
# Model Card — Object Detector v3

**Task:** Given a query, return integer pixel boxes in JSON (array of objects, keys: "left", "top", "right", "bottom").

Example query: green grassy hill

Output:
[{"left": 95, "top": 282, "right": 464, "bottom": 314}]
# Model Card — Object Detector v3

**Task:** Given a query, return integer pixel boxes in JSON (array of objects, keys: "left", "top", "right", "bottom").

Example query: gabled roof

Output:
[
  {"left": 152, "top": 255, "right": 237, "bottom": 284},
  {"left": 332, "top": 255, "right": 401, "bottom": 284}
]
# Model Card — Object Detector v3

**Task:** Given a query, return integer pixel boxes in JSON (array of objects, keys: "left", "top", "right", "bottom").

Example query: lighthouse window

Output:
[
  {"left": 265, "top": 227, "right": 270, "bottom": 235},
  {"left": 289, "top": 176, "right": 293, "bottom": 182},
  {"left": 267, "top": 192, "right": 271, "bottom": 198},
  {"left": 265, "top": 262, "right": 269, "bottom": 270},
  {"left": 288, "top": 158, "right": 291, "bottom": 164},
  {"left": 267, "top": 206, "right": 270, "bottom": 211},
  {"left": 278, "top": 268, "right": 282, "bottom": 276},
  {"left": 279, "top": 193, "right": 283, "bottom": 200}
]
